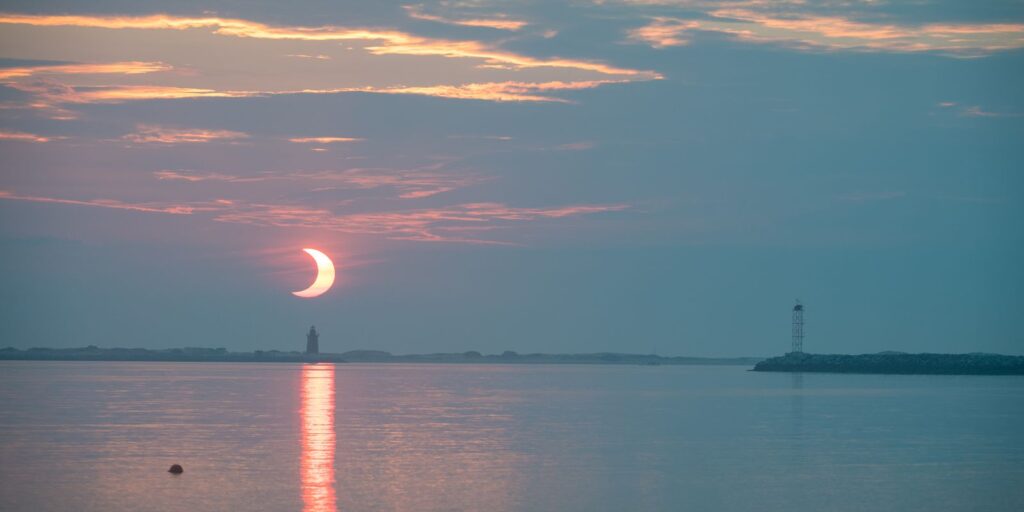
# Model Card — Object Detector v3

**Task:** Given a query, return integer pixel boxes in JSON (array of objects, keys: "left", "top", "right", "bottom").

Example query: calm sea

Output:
[{"left": 0, "top": 362, "right": 1022, "bottom": 511}]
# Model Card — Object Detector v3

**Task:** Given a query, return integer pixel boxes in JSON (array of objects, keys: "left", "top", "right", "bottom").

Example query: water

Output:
[{"left": 1, "top": 362, "right": 1022, "bottom": 512}]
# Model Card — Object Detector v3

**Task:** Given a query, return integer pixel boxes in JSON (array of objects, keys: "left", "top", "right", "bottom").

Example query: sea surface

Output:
[{"left": 1, "top": 362, "right": 1022, "bottom": 512}]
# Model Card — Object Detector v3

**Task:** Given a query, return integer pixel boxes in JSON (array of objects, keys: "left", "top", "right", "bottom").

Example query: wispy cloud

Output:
[
  {"left": 153, "top": 166, "right": 480, "bottom": 199},
  {"left": 555, "top": 141, "right": 596, "bottom": 151},
  {"left": 0, "top": 130, "right": 55, "bottom": 142},
  {"left": 0, "top": 61, "right": 170, "bottom": 80},
  {"left": 214, "top": 201, "right": 630, "bottom": 243},
  {"left": 0, "top": 13, "right": 652, "bottom": 77},
  {"left": 0, "top": 189, "right": 627, "bottom": 244},
  {"left": 937, "top": 101, "right": 1021, "bottom": 118},
  {"left": 0, "top": 190, "right": 222, "bottom": 214},
  {"left": 122, "top": 124, "right": 250, "bottom": 144},
  {"left": 627, "top": 10, "right": 1024, "bottom": 56},
  {"left": 448, "top": 134, "right": 513, "bottom": 141},
  {"left": 627, "top": 17, "right": 699, "bottom": 48},
  {"left": 961, "top": 105, "right": 1021, "bottom": 118},
  {"left": 404, "top": 5, "right": 528, "bottom": 31},
  {"left": 2, "top": 81, "right": 254, "bottom": 119},
  {"left": 0, "top": 12, "right": 659, "bottom": 116},
  {"left": 839, "top": 191, "right": 906, "bottom": 203},
  {"left": 315, "top": 80, "right": 630, "bottom": 103},
  {"left": 285, "top": 53, "right": 331, "bottom": 60},
  {"left": 152, "top": 170, "right": 263, "bottom": 182},
  {"left": 6, "top": 77, "right": 623, "bottom": 112},
  {"left": 288, "top": 136, "right": 364, "bottom": 144}
]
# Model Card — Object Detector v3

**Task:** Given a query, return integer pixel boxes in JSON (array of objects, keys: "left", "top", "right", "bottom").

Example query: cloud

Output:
[
  {"left": 0, "top": 13, "right": 653, "bottom": 77},
  {"left": 153, "top": 167, "right": 480, "bottom": 199},
  {"left": 0, "top": 61, "right": 170, "bottom": 80},
  {"left": 214, "top": 201, "right": 630, "bottom": 243},
  {"left": 960, "top": 106, "right": 1021, "bottom": 118},
  {"left": 0, "top": 189, "right": 628, "bottom": 244},
  {"left": 5, "top": 77, "right": 624, "bottom": 113},
  {"left": 448, "top": 135, "right": 513, "bottom": 141},
  {"left": 0, "top": 12, "right": 659, "bottom": 114},
  {"left": 555, "top": 141, "right": 596, "bottom": 151},
  {"left": 937, "top": 102, "right": 1021, "bottom": 118},
  {"left": 285, "top": 54, "right": 331, "bottom": 60},
  {"left": 627, "top": 10, "right": 1024, "bottom": 56},
  {"left": 122, "top": 124, "right": 250, "bottom": 144},
  {"left": 404, "top": 5, "right": 528, "bottom": 31},
  {"left": 627, "top": 17, "right": 699, "bottom": 48},
  {"left": 2, "top": 81, "right": 254, "bottom": 119},
  {"left": 153, "top": 170, "right": 255, "bottom": 182},
  {"left": 0, "top": 190, "right": 219, "bottom": 214},
  {"left": 312, "top": 79, "right": 630, "bottom": 103},
  {"left": 288, "top": 137, "right": 364, "bottom": 144},
  {"left": 839, "top": 191, "right": 906, "bottom": 202},
  {"left": 0, "top": 130, "right": 55, "bottom": 142}
]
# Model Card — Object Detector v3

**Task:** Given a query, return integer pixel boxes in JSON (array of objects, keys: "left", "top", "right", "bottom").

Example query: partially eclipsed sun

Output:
[{"left": 292, "top": 248, "right": 335, "bottom": 298}]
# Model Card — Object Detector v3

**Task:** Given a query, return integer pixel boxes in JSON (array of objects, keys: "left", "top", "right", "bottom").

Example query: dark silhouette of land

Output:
[
  {"left": 754, "top": 351, "right": 1024, "bottom": 375},
  {"left": 0, "top": 346, "right": 762, "bottom": 365}
]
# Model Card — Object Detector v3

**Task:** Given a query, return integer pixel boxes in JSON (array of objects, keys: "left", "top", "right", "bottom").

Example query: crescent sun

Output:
[{"left": 292, "top": 248, "right": 335, "bottom": 298}]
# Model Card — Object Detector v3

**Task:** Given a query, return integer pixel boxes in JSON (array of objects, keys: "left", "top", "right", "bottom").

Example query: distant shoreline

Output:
[
  {"left": 0, "top": 346, "right": 763, "bottom": 366},
  {"left": 753, "top": 352, "right": 1024, "bottom": 375}
]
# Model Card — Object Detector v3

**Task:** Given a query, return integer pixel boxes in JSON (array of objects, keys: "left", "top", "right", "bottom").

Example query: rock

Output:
[{"left": 168, "top": 464, "right": 183, "bottom": 474}]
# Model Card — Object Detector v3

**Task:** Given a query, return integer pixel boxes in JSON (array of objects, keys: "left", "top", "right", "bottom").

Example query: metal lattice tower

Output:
[{"left": 791, "top": 301, "right": 804, "bottom": 353}]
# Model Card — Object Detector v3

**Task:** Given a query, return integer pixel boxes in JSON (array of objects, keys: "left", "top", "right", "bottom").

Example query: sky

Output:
[{"left": 0, "top": 0, "right": 1021, "bottom": 357}]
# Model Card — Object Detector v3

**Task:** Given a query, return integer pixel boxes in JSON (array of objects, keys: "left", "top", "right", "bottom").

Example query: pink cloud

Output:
[
  {"left": 288, "top": 136, "right": 364, "bottom": 144},
  {"left": 0, "top": 190, "right": 219, "bottom": 215},
  {"left": 0, "top": 130, "right": 55, "bottom": 142},
  {"left": 122, "top": 124, "right": 250, "bottom": 144}
]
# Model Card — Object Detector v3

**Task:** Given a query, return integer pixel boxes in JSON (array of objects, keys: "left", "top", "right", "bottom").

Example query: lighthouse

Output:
[{"left": 306, "top": 326, "right": 320, "bottom": 355}]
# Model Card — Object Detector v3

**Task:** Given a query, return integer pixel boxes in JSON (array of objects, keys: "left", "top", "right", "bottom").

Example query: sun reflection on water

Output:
[{"left": 301, "top": 364, "right": 337, "bottom": 512}]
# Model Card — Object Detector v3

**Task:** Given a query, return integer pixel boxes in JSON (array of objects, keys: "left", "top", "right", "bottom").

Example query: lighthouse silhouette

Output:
[{"left": 305, "top": 326, "right": 319, "bottom": 355}]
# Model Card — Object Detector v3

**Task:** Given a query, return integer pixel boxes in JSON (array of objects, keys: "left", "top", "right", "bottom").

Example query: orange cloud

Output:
[
  {"left": 0, "top": 13, "right": 659, "bottom": 115},
  {"left": 0, "top": 130, "right": 54, "bottom": 142},
  {"left": 627, "top": 17, "right": 699, "bottom": 48},
  {"left": 285, "top": 54, "right": 332, "bottom": 60},
  {"left": 122, "top": 124, "right": 250, "bottom": 144},
  {"left": 2, "top": 81, "right": 254, "bottom": 118},
  {"left": 78, "top": 86, "right": 252, "bottom": 102},
  {"left": 0, "top": 61, "right": 170, "bottom": 80},
  {"left": 7, "top": 78, "right": 617, "bottom": 109},
  {"left": 310, "top": 79, "right": 629, "bottom": 102},
  {"left": 0, "top": 13, "right": 653, "bottom": 77},
  {"left": 404, "top": 6, "right": 528, "bottom": 31},
  {"left": 627, "top": 10, "right": 1024, "bottom": 55}
]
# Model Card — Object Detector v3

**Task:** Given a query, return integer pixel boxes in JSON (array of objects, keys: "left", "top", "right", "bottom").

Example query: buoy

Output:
[{"left": 168, "top": 464, "right": 183, "bottom": 474}]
